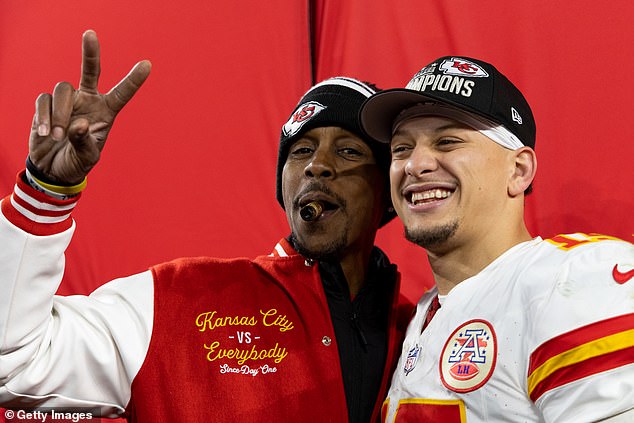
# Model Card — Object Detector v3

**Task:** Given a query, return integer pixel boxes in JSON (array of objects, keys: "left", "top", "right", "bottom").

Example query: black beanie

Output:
[{"left": 275, "top": 76, "right": 395, "bottom": 226}]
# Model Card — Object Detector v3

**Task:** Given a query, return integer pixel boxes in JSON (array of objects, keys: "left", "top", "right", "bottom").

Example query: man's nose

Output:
[
  {"left": 404, "top": 145, "right": 438, "bottom": 176},
  {"left": 304, "top": 149, "right": 335, "bottom": 178}
]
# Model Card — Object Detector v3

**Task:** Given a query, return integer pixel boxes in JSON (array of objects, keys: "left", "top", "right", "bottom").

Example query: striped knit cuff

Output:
[{"left": 1, "top": 171, "right": 80, "bottom": 236}]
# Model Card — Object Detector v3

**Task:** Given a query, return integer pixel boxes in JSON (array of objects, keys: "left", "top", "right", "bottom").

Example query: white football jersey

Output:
[{"left": 383, "top": 233, "right": 634, "bottom": 423}]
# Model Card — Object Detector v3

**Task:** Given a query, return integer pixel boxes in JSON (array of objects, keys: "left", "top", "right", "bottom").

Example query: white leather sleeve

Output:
[{"left": 0, "top": 197, "right": 154, "bottom": 417}]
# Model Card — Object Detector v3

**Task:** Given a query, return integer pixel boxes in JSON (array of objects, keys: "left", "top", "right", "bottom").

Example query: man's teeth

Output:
[{"left": 411, "top": 189, "right": 452, "bottom": 204}]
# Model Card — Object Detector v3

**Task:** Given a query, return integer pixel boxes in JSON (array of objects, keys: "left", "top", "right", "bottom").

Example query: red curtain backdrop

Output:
[{"left": 1, "top": 1, "right": 633, "bottom": 420}]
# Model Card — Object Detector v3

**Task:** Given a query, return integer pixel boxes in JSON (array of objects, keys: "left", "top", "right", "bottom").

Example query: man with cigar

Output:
[
  {"left": 0, "top": 30, "right": 411, "bottom": 422},
  {"left": 360, "top": 56, "right": 634, "bottom": 422}
]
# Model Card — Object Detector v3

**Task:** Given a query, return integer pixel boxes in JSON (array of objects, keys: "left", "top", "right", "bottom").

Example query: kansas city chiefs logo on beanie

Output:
[{"left": 282, "top": 101, "right": 327, "bottom": 138}]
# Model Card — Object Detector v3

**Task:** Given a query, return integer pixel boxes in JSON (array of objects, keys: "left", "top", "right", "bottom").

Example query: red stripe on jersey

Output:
[
  {"left": 529, "top": 344, "right": 634, "bottom": 402},
  {"left": 392, "top": 399, "right": 467, "bottom": 422},
  {"left": 527, "top": 314, "right": 634, "bottom": 401},
  {"left": 528, "top": 314, "right": 634, "bottom": 375},
  {"left": 381, "top": 399, "right": 389, "bottom": 422}
]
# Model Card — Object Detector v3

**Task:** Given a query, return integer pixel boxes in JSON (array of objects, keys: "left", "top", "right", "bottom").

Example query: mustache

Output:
[{"left": 292, "top": 181, "right": 347, "bottom": 210}]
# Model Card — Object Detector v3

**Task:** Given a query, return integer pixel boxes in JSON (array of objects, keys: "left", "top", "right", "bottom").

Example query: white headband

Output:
[{"left": 393, "top": 103, "right": 525, "bottom": 150}]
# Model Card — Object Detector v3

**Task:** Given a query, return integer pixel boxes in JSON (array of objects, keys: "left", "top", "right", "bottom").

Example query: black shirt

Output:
[{"left": 319, "top": 248, "right": 396, "bottom": 423}]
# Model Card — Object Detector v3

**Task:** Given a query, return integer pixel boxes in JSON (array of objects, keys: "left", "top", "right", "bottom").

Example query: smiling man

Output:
[
  {"left": 360, "top": 56, "right": 634, "bottom": 422},
  {"left": 0, "top": 31, "right": 412, "bottom": 423}
]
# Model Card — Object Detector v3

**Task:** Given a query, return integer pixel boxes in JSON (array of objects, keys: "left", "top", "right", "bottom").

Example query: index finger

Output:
[
  {"left": 105, "top": 60, "right": 152, "bottom": 113},
  {"left": 79, "top": 29, "right": 101, "bottom": 93}
]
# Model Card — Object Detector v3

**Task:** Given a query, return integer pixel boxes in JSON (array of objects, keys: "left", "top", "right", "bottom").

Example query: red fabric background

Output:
[{"left": 1, "top": 1, "right": 633, "bottom": 421}]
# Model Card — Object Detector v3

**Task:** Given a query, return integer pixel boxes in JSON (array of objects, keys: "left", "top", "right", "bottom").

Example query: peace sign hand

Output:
[{"left": 29, "top": 30, "right": 152, "bottom": 185}]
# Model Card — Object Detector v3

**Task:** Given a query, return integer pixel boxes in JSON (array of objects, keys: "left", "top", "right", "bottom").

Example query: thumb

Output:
[
  {"left": 67, "top": 118, "right": 91, "bottom": 150},
  {"left": 68, "top": 118, "right": 101, "bottom": 175}
]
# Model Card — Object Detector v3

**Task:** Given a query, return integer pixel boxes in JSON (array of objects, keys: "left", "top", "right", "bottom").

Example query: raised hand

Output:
[{"left": 28, "top": 30, "right": 152, "bottom": 185}]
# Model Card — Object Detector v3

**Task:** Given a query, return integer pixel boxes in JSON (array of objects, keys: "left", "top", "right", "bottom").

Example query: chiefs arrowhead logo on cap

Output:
[
  {"left": 282, "top": 101, "right": 327, "bottom": 138},
  {"left": 440, "top": 57, "right": 489, "bottom": 77}
]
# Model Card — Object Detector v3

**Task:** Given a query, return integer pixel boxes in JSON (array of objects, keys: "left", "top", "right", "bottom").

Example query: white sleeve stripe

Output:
[
  {"left": 274, "top": 243, "right": 288, "bottom": 257},
  {"left": 10, "top": 196, "right": 71, "bottom": 223},
  {"left": 14, "top": 185, "right": 77, "bottom": 212}
]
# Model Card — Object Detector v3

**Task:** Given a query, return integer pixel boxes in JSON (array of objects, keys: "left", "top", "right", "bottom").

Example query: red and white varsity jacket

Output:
[{"left": 0, "top": 172, "right": 412, "bottom": 422}]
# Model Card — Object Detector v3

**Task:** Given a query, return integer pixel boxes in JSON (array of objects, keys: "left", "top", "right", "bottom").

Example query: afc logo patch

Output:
[
  {"left": 282, "top": 101, "right": 326, "bottom": 138},
  {"left": 440, "top": 319, "right": 497, "bottom": 392}
]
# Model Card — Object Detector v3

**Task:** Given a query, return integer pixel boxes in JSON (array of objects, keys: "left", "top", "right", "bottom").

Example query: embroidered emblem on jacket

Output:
[{"left": 195, "top": 308, "right": 295, "bottom": 377}]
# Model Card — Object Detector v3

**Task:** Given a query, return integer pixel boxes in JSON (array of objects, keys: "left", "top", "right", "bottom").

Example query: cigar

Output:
[{"left": 300, "top": 201, "right": 324, "bottom": 221}]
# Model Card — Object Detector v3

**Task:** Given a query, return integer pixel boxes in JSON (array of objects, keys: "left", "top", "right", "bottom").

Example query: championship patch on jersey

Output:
[
  {"left": 440, "top": 319, "right": 497, "bottom": 392},
  {"left": 404, "top": 344, "right": 421, "bottom": 376},
  {"left": 282, "top": 101, "right": 326, "bottom": 137}
]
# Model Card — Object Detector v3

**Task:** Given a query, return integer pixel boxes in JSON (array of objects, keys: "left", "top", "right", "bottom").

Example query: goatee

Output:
[
  {"left": 288, "top": 229, "right": 348, "bottom": 262},
  {"left": 405, "top": 221, "right": 459, "bottom": 248}
]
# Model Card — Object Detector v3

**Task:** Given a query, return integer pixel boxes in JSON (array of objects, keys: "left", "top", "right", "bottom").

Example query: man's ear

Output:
[{"left": 508, "top": 147, "right": 537, "bottom": 197}]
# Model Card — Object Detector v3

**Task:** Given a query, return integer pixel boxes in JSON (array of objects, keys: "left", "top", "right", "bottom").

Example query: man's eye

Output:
[
  {"left": 290, "top": 147, "right": 313, "bottom": 155},
  {"left": 437, "top": 138, "right": 462, "bottom": 146},
  {"left": 391, "top": 144, "right": 411, "bottom": 155},
  {"left": 339, "top": 147, "right": 362, "bottom": 156}
]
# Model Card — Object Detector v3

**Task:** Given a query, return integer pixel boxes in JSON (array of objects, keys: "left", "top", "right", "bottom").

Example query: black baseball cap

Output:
[{"left": 360, "top": 56, "right": 536, "bottom": 148}]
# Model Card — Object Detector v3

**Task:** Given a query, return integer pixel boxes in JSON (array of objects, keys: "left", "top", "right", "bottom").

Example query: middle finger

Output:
[{"left": 51, "top": 81, "right": 75, "bottom": 141}]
